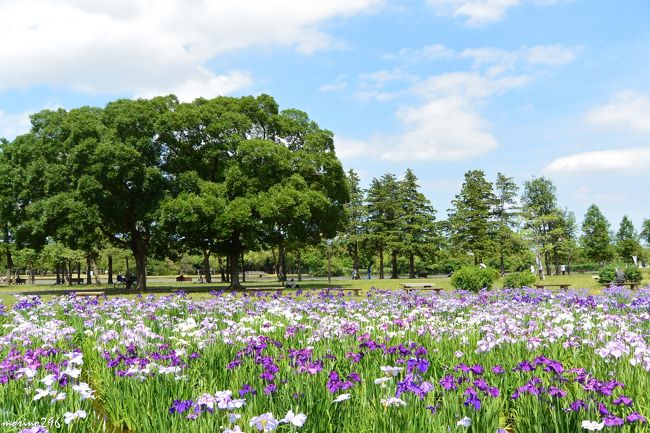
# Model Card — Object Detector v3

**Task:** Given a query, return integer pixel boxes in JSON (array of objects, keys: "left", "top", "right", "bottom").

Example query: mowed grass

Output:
[{"left": 1, "top": 269, "right": 648, "bottom": 307}]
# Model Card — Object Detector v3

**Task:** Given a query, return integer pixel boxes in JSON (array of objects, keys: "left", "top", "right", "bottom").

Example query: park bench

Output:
[
  {"left": 417, "top": 272, "right": 428, "bottom": 278},
  {"left": 534, "top": 284, "right": 571, "bottom": 290},
  {"left": 72, "top": 291, "right": 105, "bottom": 297},
  {"left": 176, "top": 275, "right": 192, "bottom": 282},
  {"left": 13, "top": 276, "right": 26, "bottom": 285},
  {"left": 70, "top": 278, "right": 84, "bottom": 285},
  {"left": 603, "top": 282, "right": 640, "bottom": 289},
  {"left": 400, "top": 283, "right": 443, "bottom": 294}
]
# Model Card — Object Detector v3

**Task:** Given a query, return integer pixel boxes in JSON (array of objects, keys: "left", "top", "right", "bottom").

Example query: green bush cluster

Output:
[
  {"left": 503, "top": 270, "right": 537, "bottom": 288},
  {"left": 598, "top": 264, "right": 643, "bottom": 284},
  {"left": 450, "top": 266, "right": 499, "bottom": 292}
]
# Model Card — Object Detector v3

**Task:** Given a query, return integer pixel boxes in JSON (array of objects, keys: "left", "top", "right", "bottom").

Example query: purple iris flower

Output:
[
  {"left": 548, "top": 387, "right": 567, "bottom": 398},
  {"left": 627, "top": 412, "right": 647, "bottom": 423},
  {"left": 439, "top": 375, "right": 457, "bottom": 391},
  {"left": 492, "top": 365, "right": 505, "bottom": 374},
  {"left": 263, "top": 383, "right": 277, "bottom": 395},
  {"left": 470, "top": 364, "right": 484, "bottom": 375},
  {"left": 567, "top": 399, "right": 588, "bottom": 412},
  {"left": 239, "top": 383, "right": 256, "bottom": 397},
  {"left": 613, "top": 395, "right": 633, "bottom": 406},
  {"left": 169, "top": 399, "right": 194, "bottom": 414},
  {"left": 603, "top": 415, "right": 625, "bottom": 426}
]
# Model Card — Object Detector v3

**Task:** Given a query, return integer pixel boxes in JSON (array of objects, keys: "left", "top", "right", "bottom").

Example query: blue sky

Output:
[{"left": 1, "top": 0, "right": 649, "bottom": 233}]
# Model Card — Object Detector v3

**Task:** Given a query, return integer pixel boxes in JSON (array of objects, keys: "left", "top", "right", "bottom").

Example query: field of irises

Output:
[{"left": 1, "top": 287, "right": 649, "bottom": 433}]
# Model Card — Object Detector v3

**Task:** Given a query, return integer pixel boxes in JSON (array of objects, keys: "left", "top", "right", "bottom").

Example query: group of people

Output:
[{"left": 116, "top": 272, "right": 137, "bottom": 289}]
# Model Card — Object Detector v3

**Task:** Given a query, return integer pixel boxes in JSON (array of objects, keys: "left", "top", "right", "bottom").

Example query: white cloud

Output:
[
  {"left": 341, "top": 43, "right": 575, "bottom": 162},
  {"left": 427, "top": 0, "right": 566, "bottom": 26},
  {"left": 586, "top": 91, "right": 650, "bottom": 132},
  {"left": 320, "top": 75, "right": 348, "bottom": 93},
  {"left": 427, "top": 0, "right": 521, "bottom": 26},
  {"left": 382, "top": 96, "right": 498, "bottom": 160},
  {"left": 544, "top": 147, "right": 650, "bottom": 174},
  {"left": 353, "top": 91, "right": 402, "bottom": 102},
  {"left": 0, "top": 0, "right": 383, "bottom": 98},
  {"left": 0, "top": 110, "right": 31, "bottom": 140}
]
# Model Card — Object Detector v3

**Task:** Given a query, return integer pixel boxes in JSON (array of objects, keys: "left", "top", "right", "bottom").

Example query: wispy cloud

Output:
[
  {"left": 544, "top": 147, "right": 650, "bottom": 174},
  {"left": 339, "top": 44, "right": 575, "bottom": 162},
  {"left": 0, "top": 109, "right": 31, "bottom": 140},
  {"left": 0, "top": 0, "right": 384, "bottom": 99},
  {"left": 426, "top": 0, "right": 568, "bottom": 26},
  {"left": 319, "top": 75, "right": 348, "bottom": 93},
  {"left": 586, "top": 91, "right": 650, "bottom": 132}
]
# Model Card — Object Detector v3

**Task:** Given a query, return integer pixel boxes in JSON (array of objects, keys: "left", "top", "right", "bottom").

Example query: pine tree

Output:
[
  {"left": 399, "top": 169, "right": 438, "bottom": 278},
  {"left": 616, "top": 216, "right": 640, "bottom": 265},
  {"left": 448, "top": 170, "right": 495, "bottom": 265},
  {"left": 581, "top": 204, "right": 614, "bottom": 266}
]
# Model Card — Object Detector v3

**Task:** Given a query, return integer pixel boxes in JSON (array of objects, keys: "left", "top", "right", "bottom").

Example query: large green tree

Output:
[
  {"left": 616, "top": 215, "right": 640, "bottom": 265},
  {"left": 342, "top": 169, "right": 366, "bottom": 279},
  {"left": 581, "top": 204, "right": 614, "bottom": 266},
  {"left": 642, "top": 219, "right": 650, "bottom": 246},
  {"left": 365, "top": 174, "right": 402, "bottom": 279},
  {"left": 521, "top": 177, "right": 561, "bottom": 276},
  {"left": 399, "top": 169, "right": 437, "bottom": 278},
  {"left": 448, "top": 170, "right": 495, "bottom": 265},
  {"left": 493, "top": 173, "right": 520, "bottom": 275}
]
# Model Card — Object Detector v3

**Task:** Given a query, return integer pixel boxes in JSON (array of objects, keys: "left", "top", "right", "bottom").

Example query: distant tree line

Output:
[
  {"left": 1, "top": 95, "right": 649, "bottom": 288},
  {"left": 337, "top": 169, "right": 649, "bottom": 279}
]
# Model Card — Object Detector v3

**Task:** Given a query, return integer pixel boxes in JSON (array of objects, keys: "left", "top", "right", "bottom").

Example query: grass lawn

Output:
[{"left": 1, "top": 270, "right": 647, "bottom": 308}]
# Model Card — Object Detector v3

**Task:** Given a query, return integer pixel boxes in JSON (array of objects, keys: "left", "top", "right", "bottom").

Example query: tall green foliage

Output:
[
  {"left": 448, "top": 170, "right": 495, "bottom": 265},
  {"left": 399, "top": 169, "right": 437, "bottom": 278},
  {"left": 616, "top": 215, "right": 640, "bottom": 264},
  {"left": 581, "top": 204, "right": 614, "bottom": 265}
]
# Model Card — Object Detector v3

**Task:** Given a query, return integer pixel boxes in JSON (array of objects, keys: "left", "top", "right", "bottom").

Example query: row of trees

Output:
[
  {"left": 0, "top": 95, "right": 349, "bottom": 289},
  {"left": 2, "top": 94, "right": 649, "bottom": 288},
  {"left": 339, "top": 168, "right": 649, "bottom": 279}
]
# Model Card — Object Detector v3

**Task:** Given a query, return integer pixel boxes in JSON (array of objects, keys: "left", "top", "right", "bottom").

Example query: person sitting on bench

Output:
[
  {"left": 285, "top": 278, "right": 298, "bottom": 289},
  {"left": 614, "top": 268, "right": 626, "bottom": 285}
]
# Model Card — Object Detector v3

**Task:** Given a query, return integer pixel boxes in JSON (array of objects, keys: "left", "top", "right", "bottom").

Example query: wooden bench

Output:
[
  {"left": 73, "top": 291, "right": 105, "bottom": 297},
  {"left": 535, "top": 284, "right": 571, "bottom": 290},
  {"left": 70, "top": 278, "right": 84, "bottom": 285},
  {"left": 176, "top": 275, "right": 192, "bottom": 282},
  {"left": 603, "top": 282, "right": 640, "bottom": 289},
  {"left": 401, "top": 283, "right": 433, "bottom": 289},
  {"left": 13, "top": 277, "right": 27, "bottom": 285}
]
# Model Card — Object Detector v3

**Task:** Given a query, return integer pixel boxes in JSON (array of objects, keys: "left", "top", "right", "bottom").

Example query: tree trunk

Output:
[
  {"left": 77, "top": 261, "right": 81, "bottom": 282},
  {"left": 218, "top": 256, "right": 226, "bottom": 282},
  {"left": 241, "top": 252, "right": 245, "bottom": 283},
  {"left": 553, "top": 248, "right": 559, "bottom": 276},
  {"left": 278, "top": 243, "right": 286, "bottom": 282},
  {"left": 131, "top": 237, "right": 147, "bottom": 290},
  {"left": 86, "top": 256, "right": 92, "bottom": 285},
  {"left": 92, "top": 257, "right": 101, "bottom": 284},
  {"left": 228, "top": 234, "right": 243, "bottom": 289},
  {"left": 544, "top": 251, "right": 551, "bottom": 276},
  {"left": 125, "top": 257, "right": 130, "bottom": 272},
  {"left": 66, "top": 260, "right": 73, "bottom": 285},
  {"left": 107, "top": 255, "right": 113, "bottom": 284},
  {"left": 379, "top": 245, "right": 384, "bottom": 279},
  {"left": 409, "top": 253, "right": 415, "bottom": 279},
  {"left": 56, "top": 262, "right": 61, "bottom": 285},
  {"left": 203, "top": 250, "right": 212, "bottom": 283},
  {"left": 391, "top": 250, "right": 398, "bottom": 279},
  {"left": 297, "top": 250, "right": 302, "bottom": 282},
  {"left": 4, "top": 245, "right": 13, "bottom": 286},
  {"left": 352, "top": 241, "right": 359, "bottom": 280}
]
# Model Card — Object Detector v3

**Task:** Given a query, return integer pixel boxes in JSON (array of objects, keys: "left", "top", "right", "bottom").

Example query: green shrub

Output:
[
  {"left": 598, "top": 265, "right": 617, "bottom": 285},
  {"left": 450, "top": 266, "right": 499, "bottom": 292},
  {"left": 503, "top": 271, "right": 537, "bottom": 288},
  {"left": 625, "top": 266, "right": 642, "bottom": 283}
]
